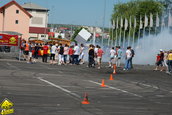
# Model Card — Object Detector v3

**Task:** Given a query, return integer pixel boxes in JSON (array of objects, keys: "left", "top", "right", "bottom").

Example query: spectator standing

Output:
[
  {"left": 94, "top": 45, "right": 99, "bottom": 65},
  {"left": 28, "top": 43, "right": 34, "bottom": 64},
  {"left": 124, "top": 47, "right": 132, "bottom": 70},
  {"left": 42, "top": 43, "right": 49, "bottom": 63},
  {"left": 154, "top": 54, "right": 161, "bottom": 71},
  {"left": 68, "top": 45, "right": 74, "bottom": 64},
  {"left": 63, "top": 44, "right": 69, "bottom": 64},
  {"left": 79, "top": 44, "right": 85, "bottom": 64},
  {"left": 109, "top": 47, "right": 116, "bottom": 68},
  {"left": 24, "top": 41, "right": 29, "bottom": 61},
  {"left": 58, "top": 44, "right": 64, "bottom": 65},
  {"left": 154, "top": 49, "right": 164, "bottom": 71},
  {"left": 164, "top": 51, "right": 169, "bottom": 73},
  {"left": 130, "top": 46, "right": 135, "bottom": 69},
  {"left": 116, "top": 46, "right": 122, "bottom": 67},
  {"left": 159, "top": 49, "right": 164, "bottom": 71},
  {"left": 97, "top": 46, "right": 104, "bottom": 69},
  {"left": 33, "top": 43, "right": 40, "bottom": 63},
  {"left": 50, "top": 43, "right": 57, "bottom": 65},
  {"left": 88, "top": 44, "right": 95, "bottom": 68},
  {"left": 167, "top": 50, "right": 172, "bottom": 74},
  {"left": 73, "top": 43, "right": 80, "bottom": 65}
]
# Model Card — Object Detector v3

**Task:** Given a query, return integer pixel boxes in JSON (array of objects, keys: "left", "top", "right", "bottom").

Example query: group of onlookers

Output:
[
  {"left": 21, "top": 41, "right": 136, "bottom": 71},
  {"left": 87, "top": 44, "right": 104, "bottom": 69},
  {"left": 108, "top": 46, "right": 135, "bottom": 71},
  {"left": 21, "top": 40, "right": 172, "bottom": 75},
  {"left": 21, "top": 41, "right": 85, "bottom": 65},
  {"left": 123, "top": 46, "right": 135, "bottom": 70},
  {"left": 154, "top": 49, "right": 172, "bottom": 74},
  {"left": 108, "top": 46, "right": 123, "bottom": 69}
]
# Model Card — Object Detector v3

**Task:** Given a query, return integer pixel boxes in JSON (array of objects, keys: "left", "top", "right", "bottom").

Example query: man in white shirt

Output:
[
  {"left": 109, "top": 47, "right": 116, "bottom": 68},
  {"left": 124, "top": 46, "right": 132, "bottom": 70},
  {"left": 94, "top": 45, "right": 99, "bottom": 65},
  {"left": 50, "top": 43, "right": 57, "bottom": 64},
  {"left": 73, "top": 43, "right": 80, "bottom": 65}
]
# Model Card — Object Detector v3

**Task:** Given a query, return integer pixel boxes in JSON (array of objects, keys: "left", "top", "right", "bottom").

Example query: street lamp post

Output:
[{"left": 101, "top": 0, "right": 106, "bottom": 46}]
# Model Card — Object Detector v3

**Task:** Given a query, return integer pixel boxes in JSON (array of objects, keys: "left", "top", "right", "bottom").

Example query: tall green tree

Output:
[{"left": 111, "top": 0, "right": 164, "bottom": 40}]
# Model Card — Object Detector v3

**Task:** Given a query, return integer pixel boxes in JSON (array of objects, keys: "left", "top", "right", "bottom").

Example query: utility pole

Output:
[{"left": 101, "top": 0, "right": 106, "bottom": 46}]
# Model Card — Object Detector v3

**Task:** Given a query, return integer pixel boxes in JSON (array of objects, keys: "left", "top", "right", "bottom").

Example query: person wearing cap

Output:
[
  {"left": 154, "top": 49, "right": 164, "bottom": 71},
  {"left": 159, "top": 49, "right": 164, "bottom": 71}
]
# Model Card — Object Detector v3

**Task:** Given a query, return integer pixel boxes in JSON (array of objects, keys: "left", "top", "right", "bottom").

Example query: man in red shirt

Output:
[
  {"left": 154, "top": 53, "right": 162, "bottom": 71},
  {"left": 42, "top": 43, "right": 49, "bottom": 63},
  {"left": 97, "top": 46, "right": 104, "bottom": 69},
  {"left": 68, "top": 45, "right": 74, "bottom": 64}
]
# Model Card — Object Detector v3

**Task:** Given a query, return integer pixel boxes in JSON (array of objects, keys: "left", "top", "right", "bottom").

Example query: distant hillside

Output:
[
  {"left": 48, "top": 24, "right": 81, "bottom": 30},
  {"left": 48, "top": 24, "right": 109, "bottom": 33}
]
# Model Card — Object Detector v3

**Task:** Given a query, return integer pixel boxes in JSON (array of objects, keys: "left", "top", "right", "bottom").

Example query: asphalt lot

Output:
[{"left": 0, "top": 59, "right": 172, "bottom": 115}]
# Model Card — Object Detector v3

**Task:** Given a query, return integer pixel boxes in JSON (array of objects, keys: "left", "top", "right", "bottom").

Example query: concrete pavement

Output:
[{"left": 0, "top": 60, "right": 172, "bottom": 115}]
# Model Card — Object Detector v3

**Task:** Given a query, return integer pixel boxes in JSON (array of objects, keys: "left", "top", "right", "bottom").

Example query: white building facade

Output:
[{"left": 22, "top": 3, "right": 49, "bottom": 40}]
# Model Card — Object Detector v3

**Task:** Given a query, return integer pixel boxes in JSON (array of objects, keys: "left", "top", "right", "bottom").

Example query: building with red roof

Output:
[{"left": 0, "top": 0, "right": 32, "bottom": 40}]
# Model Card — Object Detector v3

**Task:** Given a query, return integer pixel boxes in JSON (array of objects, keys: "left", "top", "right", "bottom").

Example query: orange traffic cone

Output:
[
  {"left": 101, "top": 79, "right": 106, "bottom": 87},
  {"left": 109, "top": 74, "right": 114, "bottom": 80},
  {"left": 81, "top": 93, "right": 90, "bottom": 104},
  {"left": 113, "top": 64, "right": 117, "bottom": 74}
]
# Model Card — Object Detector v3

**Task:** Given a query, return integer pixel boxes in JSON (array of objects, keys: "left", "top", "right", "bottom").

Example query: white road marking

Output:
[
  {"left": 37, "top": 77, "right": 81, "bottom": 100},
  {"left": 88, "top": 80, "right": 143, "bottom": 98},
  {"left": 132, "top": 81, "right": 172, "bottom": 94},
  {"left": 38, "top": 73, "right": 62, "bottom": 77},
  {"left": 119, "top": 79, "right": 172, "bottom": 94},
  {"left": 132, "top": 81, "right": 159, "bottom": 89}
]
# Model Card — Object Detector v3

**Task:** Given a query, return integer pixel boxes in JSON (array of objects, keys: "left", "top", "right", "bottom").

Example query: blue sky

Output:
[{"left": 0, "top": 0, "right": 130, "bottom": 27}]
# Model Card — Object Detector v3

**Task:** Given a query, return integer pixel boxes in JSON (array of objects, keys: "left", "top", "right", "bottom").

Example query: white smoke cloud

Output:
[{"left": 133, "top": 29, "right": 172, "bottom": 65}]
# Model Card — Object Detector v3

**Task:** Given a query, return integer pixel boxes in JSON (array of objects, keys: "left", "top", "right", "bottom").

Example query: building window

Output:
[
  {"left": 15, "top": 20, "right": 19, "bottom": 24},
  {"left": 41, "top": 35, "right": 46, "bottom": 37},
  {"left": 16, "top": 10, "right": 19, "bottom": 14}
]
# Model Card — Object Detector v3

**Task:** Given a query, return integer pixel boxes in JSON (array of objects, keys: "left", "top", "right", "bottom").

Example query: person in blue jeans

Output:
[
  {"left": 124, "top": 47, "right": 132, "bottom": 70},
  {"left": 73, "top": 43, "right": 80, "bottom": 65}
]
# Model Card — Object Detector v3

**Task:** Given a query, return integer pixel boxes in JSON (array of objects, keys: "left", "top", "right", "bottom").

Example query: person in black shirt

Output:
[
  {"left": 33, "top": 43, "right": 40, "bottom": 63},
  {"left": 88, "top": 44, "right": 95, "bottom": 68}
]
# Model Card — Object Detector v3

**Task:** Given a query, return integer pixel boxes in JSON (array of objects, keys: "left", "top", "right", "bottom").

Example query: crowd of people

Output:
[
  {"left": 21, "top": 41, "right": 85, "bottom": 66},
  {"left": 154, "top": 49, "right": 172, "bottom": 74},
  {"left": 21, "top": 41, "right": 172, "bottom": 75},
  {"left": 21, "top": 41, "right": 137, "bottom": 71}
]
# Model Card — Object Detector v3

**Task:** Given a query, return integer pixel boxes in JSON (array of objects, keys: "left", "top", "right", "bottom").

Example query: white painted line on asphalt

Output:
[
  {"left": 38, "top": 73, "right": 61, "bottom": 76},
  {"left": 132, "top": 81, "right": 172, "bottom": 94},
  {"left": 88, "top": 80, "right": 143, "bottom": 98},
  {"left": 132, "top": 81, "right": 159, "bottom": 89},
  {"left": 37, "top": 77, "right": 81, "bottom": 100}
]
